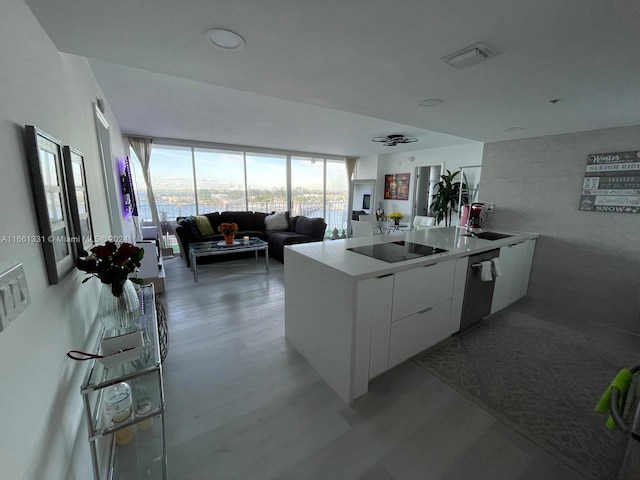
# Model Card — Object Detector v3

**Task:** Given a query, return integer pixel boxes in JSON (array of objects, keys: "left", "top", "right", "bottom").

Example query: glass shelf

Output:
[{"left": 79, "top": 284, "right": 167, "bottom": 480}]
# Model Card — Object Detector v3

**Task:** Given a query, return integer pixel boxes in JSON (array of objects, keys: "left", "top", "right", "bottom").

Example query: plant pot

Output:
[
  {"left": 222, "top": 233, "right": 235, "bottom": 245},
  {"left": 96, "top": 279, "right": 140, "bottom": 331}
]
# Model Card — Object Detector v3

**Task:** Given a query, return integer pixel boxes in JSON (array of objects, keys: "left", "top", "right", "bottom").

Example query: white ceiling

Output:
[{"left": 25, "top": 0, "right": 640, "bottom": 157}]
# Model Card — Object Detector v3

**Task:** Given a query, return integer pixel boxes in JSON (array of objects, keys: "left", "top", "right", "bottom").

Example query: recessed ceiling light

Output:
[
  {"left": 504, "top": 127, "right": 524, "bottom": 132},
  {"left": 418, "top": 99, "right": 443, "bottom": 107},
  {"left": 207, "top": 29, "right": 245, "bottom": 50}
]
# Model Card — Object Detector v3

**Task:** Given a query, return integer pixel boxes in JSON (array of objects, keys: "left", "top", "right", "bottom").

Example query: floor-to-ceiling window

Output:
[
  {"left": 194, "top": 148, "right": 246, "bottom": 213},
  {"left": 149, "top": 145, "right": 196, "bottom": 219},
  {"left": 325, "top": 159, "right": 349, "bottom": 231},
  {"left": 131, "top": 141, "right": 346, "bottom": 237},
  {"left": 246, "top": 152, "right": 287, "bottom": 212}
]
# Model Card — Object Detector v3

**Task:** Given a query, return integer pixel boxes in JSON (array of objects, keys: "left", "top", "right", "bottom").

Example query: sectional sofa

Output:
[{"left": 175, "top": 211, "right": 327, "bottom": 266}]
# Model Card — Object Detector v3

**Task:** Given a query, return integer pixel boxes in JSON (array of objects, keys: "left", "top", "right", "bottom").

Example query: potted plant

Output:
[
  {"left": 430, "top": 170, "right": 468, "bottom": 226},
  {"left": 387, "top": 212, "right": 404, "bottom": 226}
]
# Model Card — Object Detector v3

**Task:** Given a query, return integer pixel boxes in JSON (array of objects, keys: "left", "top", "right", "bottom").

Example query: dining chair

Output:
[
  {"left": 358, "top": 214, "right": 382, "bottom": 234},
  {"left": 351, "top": 220, "right": 374, "bottom": 238},
  {"left": 413, "top": 215, "right": 436, "bottom": 231}
]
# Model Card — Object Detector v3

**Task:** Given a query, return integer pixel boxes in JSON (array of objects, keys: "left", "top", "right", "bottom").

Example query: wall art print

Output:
[
  {"left": 384, "top": 173, "right": 410, "bottom": 200},
  {"left": 579, "top": 150, "right": 640, "bottom": 214},
  {"left": 25, "top": 125, "right": 76, "bottom": 284}
]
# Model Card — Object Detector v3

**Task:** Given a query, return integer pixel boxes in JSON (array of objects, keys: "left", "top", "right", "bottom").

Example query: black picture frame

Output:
[
  {"left": 63, "top": 146, "right": 95, "bottom": 257},
  {"left": 24, "top": 125, "right": 76, "bottom": 284}
]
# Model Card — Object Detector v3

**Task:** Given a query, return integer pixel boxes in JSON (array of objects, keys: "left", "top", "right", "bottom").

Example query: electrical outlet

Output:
[{"left": 0, "top": 263, "right": 30, "bottom": 332}]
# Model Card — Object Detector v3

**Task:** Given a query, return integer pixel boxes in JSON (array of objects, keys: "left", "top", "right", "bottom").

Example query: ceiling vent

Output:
[{"left": 441, "top": 42, "right": 498, "bottom": 69}]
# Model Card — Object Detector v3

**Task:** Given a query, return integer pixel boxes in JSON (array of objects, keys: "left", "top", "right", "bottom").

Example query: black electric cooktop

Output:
[{"left": 347, "top": 241, "right": 448, "bottom": 263}]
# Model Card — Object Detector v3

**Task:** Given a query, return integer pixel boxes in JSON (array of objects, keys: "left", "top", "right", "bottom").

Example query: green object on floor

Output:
[{"left": 594, "top": 368, "right": 632, "bottom": 429}]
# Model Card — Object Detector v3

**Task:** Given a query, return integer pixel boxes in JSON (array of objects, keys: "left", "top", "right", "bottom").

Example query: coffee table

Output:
[{"left": 189, "top": 237, "right": 269, "bottom": 282}]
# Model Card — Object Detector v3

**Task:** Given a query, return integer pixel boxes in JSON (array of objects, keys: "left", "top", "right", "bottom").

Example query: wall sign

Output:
[
  {"left": 579, "top": 150, "right": 640, "bottom": 214},
  {"left": 384, "top": 173, "right": 410, "bottom": 200}
]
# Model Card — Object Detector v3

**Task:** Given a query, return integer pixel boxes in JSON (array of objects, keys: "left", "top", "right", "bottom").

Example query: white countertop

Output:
[{"left": 286, "top": 226, "right": 539, "bottom": 279}]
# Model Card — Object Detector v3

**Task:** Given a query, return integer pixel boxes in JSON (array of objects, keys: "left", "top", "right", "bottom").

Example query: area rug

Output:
[{"left": 412, "top": 310, "right": 636, "bottom": 480}]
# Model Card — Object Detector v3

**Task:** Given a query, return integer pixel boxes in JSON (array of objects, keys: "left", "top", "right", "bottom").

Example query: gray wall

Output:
[
  {"left": 0, "top": 0, "right": 128, "bottom": 477},
  {"left": 480, "top": 125, "right": 640, "bottom": 335}
]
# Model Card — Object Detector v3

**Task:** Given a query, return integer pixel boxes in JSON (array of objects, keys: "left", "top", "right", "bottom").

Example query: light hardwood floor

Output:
[{"left": 160, "top": 255, "right": 596, "bottom": 480}]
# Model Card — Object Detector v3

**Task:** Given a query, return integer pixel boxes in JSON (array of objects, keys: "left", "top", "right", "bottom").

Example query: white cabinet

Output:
[
  {"left": 391, "top": 259, "right": 455, "bottom": 321},
  {"left": 363, "top": 259, "right": 459, "bottom": 372},
  {"left": 136, "top": 241, "right": 166, "bottom": 294},
  {"left": 491, "top": 239, "right": 536, "bottom": 313},
  {"left": 389, "top": 299, "right": 453, "bottom": 368},
  {"left": 357, "top": 275, "right": 394, "bottom": 379}
]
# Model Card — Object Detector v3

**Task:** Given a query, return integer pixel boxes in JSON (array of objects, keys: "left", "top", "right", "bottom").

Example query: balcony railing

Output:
[{"left": 137, "top": 201, "right": 348, "bottom": 235}]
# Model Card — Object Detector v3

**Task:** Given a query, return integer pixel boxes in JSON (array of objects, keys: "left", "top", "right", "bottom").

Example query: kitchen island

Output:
[{"left": 284, "top": 226, "right": 538, "bottom": 404}]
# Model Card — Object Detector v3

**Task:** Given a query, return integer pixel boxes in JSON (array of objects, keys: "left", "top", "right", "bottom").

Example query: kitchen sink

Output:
[{"left": 474, "top": 231, "right": 513, "bottom": 241}]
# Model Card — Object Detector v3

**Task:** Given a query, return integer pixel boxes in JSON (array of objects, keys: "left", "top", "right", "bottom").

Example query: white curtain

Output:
[{"left": 128, "top": 137, "right": 164, "bottom": 248}]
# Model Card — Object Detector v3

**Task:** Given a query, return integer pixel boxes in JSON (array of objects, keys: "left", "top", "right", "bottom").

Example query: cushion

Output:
[
  {"left": 264, "top": 211, "right": 289, "bottom": 231},
  {"left": 194, "top": 215, "right": 214, "bottom": 236},
  {"left": 220, "top": 211, "right": 256, "bottom": 231},
  {"left": 254, "top": 211, "right": 273, "bottom": 230},
  {"left": 204, "top": 212, "right": 221, "bottom": 230},
  {"left": 178, "top": 216, "right": 202, "bottom": 240},
  {"left": 295, "top": 216, "right": 326, "bottom": 238},
  {"left": 289, "top": 215, "right": 299, "bottom": 232}
]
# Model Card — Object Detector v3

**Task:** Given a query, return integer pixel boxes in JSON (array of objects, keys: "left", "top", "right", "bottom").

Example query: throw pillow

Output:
[
  {"left": 194, "top": 215, "right": 214, "bottom": 236},
  {"left": 179, "top": 216, "right": 202, "bottom": 240},
  {"left": 264, "top": 211, "right": 289, "bottom": 231}
]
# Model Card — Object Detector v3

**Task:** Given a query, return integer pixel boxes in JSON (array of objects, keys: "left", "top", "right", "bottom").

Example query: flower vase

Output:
[
  {"left": 97, "top": 279, "right": 140, "bottom": 331},
  {"left": 223, "top": 233, "right": 235, "bottom": 245},
  {"left": 394, "top": 219, "right": 400, "bottom": 226}
]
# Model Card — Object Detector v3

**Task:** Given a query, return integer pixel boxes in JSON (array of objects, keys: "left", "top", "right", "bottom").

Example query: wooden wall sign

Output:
[
  {"left": 579, "top": 150, "right": 640, "bottom": 214},
  {"left": 384, "top": 173, "right": 410, "bottom": 200}
]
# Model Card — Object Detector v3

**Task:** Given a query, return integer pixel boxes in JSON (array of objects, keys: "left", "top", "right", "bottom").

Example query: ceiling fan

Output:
[{"left": 371, "top": 134, "right": 418, "bottom": 146}]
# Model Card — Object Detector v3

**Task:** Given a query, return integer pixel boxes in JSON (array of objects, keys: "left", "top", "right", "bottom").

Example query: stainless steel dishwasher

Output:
[{"left": 459, "top": 248, "right": 501, "bottom": 331}]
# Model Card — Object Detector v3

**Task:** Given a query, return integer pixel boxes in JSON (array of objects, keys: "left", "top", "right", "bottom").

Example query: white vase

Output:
[{"left": 96, "top": 280, "right": 140, "bottom": 331}]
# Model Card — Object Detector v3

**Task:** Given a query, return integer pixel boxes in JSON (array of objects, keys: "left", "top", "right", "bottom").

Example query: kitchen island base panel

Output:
[{"left": 285, "top": 248, "right": 365, "bottom": 404}]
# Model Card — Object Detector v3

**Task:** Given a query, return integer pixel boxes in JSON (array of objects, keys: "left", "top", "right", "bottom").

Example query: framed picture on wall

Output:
[
  {"left": 63, "top": 146, "right": 94, "bottom": 257},
  {"left": 24, "top": 125, "right": 76, "bottom": 284},
  {"left": 384, "top": 173, "right": 411, "bottom": 200}
]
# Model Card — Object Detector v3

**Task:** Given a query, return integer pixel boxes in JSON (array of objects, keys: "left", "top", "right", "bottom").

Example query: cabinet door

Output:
[
  {"left": 357, "top": 275, "right": 395, "bottom": 379},
  {"left": 392, "top": 259, "right": 455, "bottom": 321},
  {"left": 388, "top": 299, "right": 453, "bottom": 368},
  {"left": 491, "top": 240, "right": 531, "bottom": 313}
]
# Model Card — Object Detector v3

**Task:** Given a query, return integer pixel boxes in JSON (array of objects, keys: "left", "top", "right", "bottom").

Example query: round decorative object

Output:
[
  {"left": 96, "top": 279, "right": 140, "bottom": 331},
  {"left": 216, "top": 240, "right": 240, "bottom": 247},
  {"left": 155, "top": 297, "right": 168, "bottom": 362}
]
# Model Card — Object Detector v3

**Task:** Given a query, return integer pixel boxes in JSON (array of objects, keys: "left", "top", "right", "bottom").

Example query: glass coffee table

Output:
[{"left": 189, "top": 237, "right": 269, "bottom": 282}]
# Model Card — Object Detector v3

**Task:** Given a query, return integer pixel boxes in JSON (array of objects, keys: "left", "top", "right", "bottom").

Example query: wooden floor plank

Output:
[{"left": 160, "top": 255, "right": 592, "bottom": 480}]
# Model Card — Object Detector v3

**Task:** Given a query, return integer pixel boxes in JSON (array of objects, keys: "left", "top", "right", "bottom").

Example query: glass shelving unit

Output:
[{"left": 80, "top": 285, "right": 167, "bottom": 480}]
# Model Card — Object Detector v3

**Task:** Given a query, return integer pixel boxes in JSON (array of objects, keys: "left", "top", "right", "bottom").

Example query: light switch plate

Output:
[{"left": 0, "top": 263, "right": 30, "bottom": 332}]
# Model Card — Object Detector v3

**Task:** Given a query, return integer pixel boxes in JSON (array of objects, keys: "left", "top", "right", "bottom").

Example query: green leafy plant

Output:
[{"left": 430, "top": 170, "right": 468, "bottom": 226}]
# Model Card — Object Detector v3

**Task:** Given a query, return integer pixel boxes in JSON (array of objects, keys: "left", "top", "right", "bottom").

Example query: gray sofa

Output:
[{"left": 175, "top": 211, "right": 326, "bottom": 266}]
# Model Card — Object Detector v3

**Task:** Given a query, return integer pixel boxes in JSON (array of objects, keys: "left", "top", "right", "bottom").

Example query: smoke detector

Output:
[{"left": 441, "top": 42, "right": 498, "bottom": 69}]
